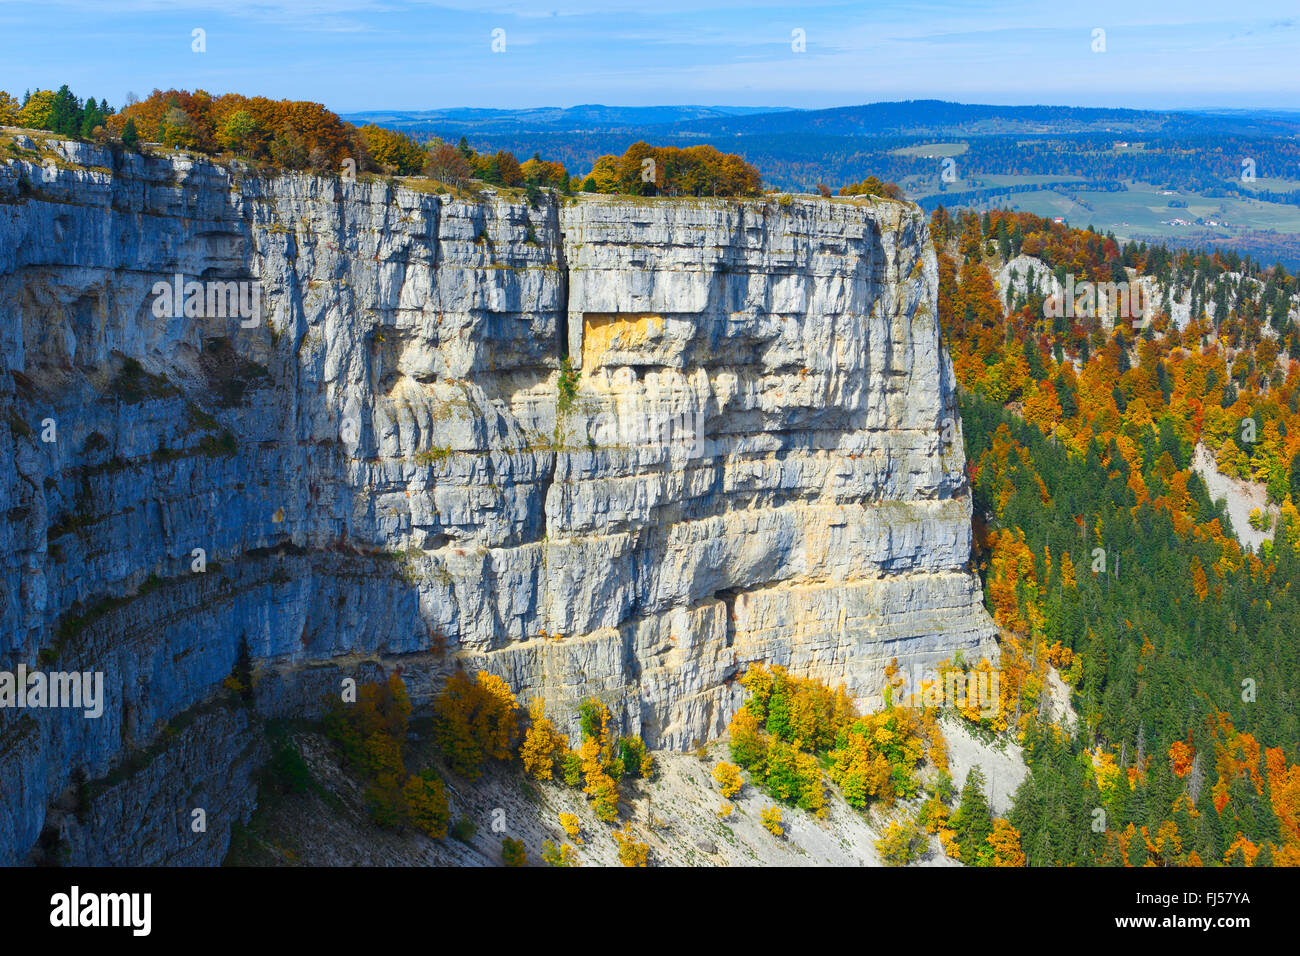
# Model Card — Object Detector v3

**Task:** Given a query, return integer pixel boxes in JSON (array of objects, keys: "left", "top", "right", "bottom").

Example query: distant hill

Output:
[
  {"left": 345, "top": 100, "right": 1300, "bottom": 186},
  {"left": 349, "top": 99, "right": 1300, "bottom": 143},
  {"left": 658, "top": 100, "right": 1300, "bottom": 138},
  {"left": 662, "top": 100, "right": 1172, "bottom": 137},
  {"left": 349, "top": 100, "right": 1300, "bottom": 266},
  {"left": 342, "top": 104, "right": 787, "bottom": 135}
]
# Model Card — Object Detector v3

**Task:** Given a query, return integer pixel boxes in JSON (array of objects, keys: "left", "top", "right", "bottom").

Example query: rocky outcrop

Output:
[{"left": 0, "top": 135, "right": 995, "bottom": 864}]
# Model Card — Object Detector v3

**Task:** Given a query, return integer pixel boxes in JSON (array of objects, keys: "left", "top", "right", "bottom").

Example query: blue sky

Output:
[{"left": 1, "top": 0, "right": 1297, "bottom": 113}]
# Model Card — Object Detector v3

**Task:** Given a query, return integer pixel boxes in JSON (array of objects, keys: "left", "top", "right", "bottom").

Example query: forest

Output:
[{"left": 936, "top": 207, "right": 1300, "bottom": 865}]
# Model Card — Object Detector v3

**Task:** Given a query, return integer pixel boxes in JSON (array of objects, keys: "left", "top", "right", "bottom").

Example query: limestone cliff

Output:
[{"left": 0, "top": 135, "right": 995, "bottom": 864}]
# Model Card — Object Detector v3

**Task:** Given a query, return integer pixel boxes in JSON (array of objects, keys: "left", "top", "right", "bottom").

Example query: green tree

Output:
[
  {"left": 49, "top": 85, "right": 82, "bottom": 137},
  {"left": 80, "top": 97, "right": 104, "bottom": 138},
  {"left": 218, "top": 110, "right": 260, "bottom": 155},
  {"left": 502, "top": 837, "right": 526, "bottom": 866},
  {"left": 952, "top": 767, "right": 994, "bottom": 865}
]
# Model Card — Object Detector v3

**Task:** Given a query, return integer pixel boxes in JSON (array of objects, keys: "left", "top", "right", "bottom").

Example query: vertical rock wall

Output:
[{"left": 0, "top": 137, "right": 994, "bottom": 864}]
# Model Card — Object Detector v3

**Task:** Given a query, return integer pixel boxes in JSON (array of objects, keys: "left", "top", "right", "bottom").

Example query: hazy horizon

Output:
[
  {"left": 339, "top": 101, "right": 1300, "bottom": 117},
  {"left": 2, "top": 0, "right": 1298, "bottom": 113}
]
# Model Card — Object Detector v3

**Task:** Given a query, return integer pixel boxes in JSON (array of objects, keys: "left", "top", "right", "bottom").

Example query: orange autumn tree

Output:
[
  {"left": 987, "top": 819, "right": 1026, "bottom": 867},
  {"left": 108, "top": 89, "right": 354, "bottom": 170},
  {"left": 581, "top": 141, "right": 761, "bottom": 197}
]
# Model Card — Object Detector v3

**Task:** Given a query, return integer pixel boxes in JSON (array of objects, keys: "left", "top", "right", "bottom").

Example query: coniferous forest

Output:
[{"left": 939, "top": 209, "right": 1300, "bottom": 866}]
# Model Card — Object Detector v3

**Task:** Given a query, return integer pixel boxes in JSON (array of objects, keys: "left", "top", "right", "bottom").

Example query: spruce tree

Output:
[
  {"left": 953, "top": 766, "right": 993, "bottom": 865},
  {"left": 50, "top": 84, "right": 82, "bottom": 137}
]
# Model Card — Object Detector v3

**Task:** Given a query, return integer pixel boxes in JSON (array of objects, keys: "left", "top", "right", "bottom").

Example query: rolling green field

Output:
[
  {"left": 1239, "top": 176, "right": 1300, "bottom": 193},
  {"left": 904, "top": 172, "right": 1087, "bottom": 199},
  {"left": 992, "top": 181, "right": 1300, "bottom": 242},
  {"left": 880, "top": 133, "right": 1300, "bottom": 260},
  {"left": 888, "top": 141, "right": 969, "bottom": 158}
]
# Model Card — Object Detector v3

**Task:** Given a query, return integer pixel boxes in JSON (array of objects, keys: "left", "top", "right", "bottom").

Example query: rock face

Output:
[{"left": 0, "top": 137, "right": 995, "bottom": 865}]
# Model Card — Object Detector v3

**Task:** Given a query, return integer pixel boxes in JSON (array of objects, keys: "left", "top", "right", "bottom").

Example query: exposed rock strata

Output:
[{"left": 0, "top": 137, "right": 995, "bottom": 864}]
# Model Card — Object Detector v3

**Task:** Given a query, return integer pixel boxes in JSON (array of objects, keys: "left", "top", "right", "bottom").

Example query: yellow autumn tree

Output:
[
  {"left": 613, "top": 828, "right": 650, "bottom": 866},
  {"left": 520, "top": 697, "right": 569, "bottom": 781},
  {"left": 432, "top": 669, "right": 519, "bottom": 778},
  {"left": 0, "top": 91, "right": 20, "bottom": 126},
  {"left": 761, "top": 806, "right": 784, "bottom": 837},
  {"left": 576, "top": 698, "right": 621, "bottom": 822},
  {"left": 713, "top": 761, "right": 744, "bottom": 798},
  {"left": 876, "top": 816, "right": 924, "bottom": 866},
  {"left": 1059, "top": 550, "right": 1077, "bottom": 590},
  {"left": 558, "top": 812, "right": 582, "bottom": 843},
  {"left": 403, "top": 769, "right": 450, "bottom": 839},
  {"left": 357, "top": 123, "right": 426, "bottom": 175},
  {"left": 18, "top": 90, "right": 56, "bottom": 130},
  {"left": 501, "top": 837, "right": 526, "bottom": 867},
  {"left": 541, "top": 840, "right": 580, "bottom": 867}
]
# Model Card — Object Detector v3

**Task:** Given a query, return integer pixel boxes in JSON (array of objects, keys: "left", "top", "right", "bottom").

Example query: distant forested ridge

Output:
[{"left": 347, "top": 100, "right": 1300, "bottom": 194}]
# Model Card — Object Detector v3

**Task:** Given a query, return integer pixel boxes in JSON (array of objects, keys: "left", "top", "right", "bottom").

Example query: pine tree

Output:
[
  {"left": 1194, "top": 775, "right": 1221, "bottom": 861},
  {"left": 952, "top": 766, "right": 994, "bottom": 865},
  {"left": 48, "top": 85, "right": 81, "bottom": 137},
  {"left": 80, "top": 97, "right": 103, "bottom": 138}
]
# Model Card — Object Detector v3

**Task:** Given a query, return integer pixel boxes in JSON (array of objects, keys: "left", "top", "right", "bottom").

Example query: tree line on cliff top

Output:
[
  {"left": 0, "top": 85, "right": 766, "bottom": 197},
  {"left": 1, "top": 86, "right": 929, "bottom": 202}
]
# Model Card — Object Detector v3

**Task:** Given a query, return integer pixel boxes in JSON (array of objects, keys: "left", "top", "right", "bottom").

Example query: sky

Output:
[{"left": 1, "top": 0, "right": 1298, "bottom": 114}]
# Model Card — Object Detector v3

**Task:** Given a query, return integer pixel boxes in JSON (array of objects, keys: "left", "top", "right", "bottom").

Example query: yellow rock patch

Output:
[{"left": 581, "top": 312, "right": 664, "bottom": 369}]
